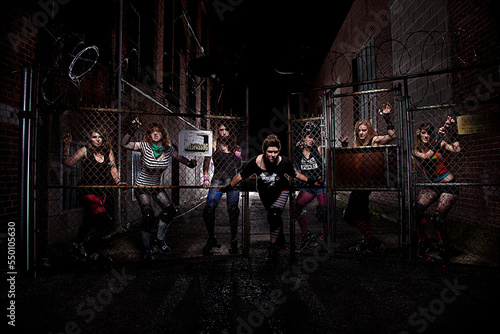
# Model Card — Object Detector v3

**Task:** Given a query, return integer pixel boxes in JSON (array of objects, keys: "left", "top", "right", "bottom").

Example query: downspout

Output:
[
  {"left": 18, "top": 65, "right": 34, "bottom": 273},
  {"left": 287, "top": 94, "right": 296, "bottom": 263},
  {"left": 403, "top": 78, "right": 415, "bottom": 261},
  {"left": 243, "top": 86, "right": 250, "bottom": 257},
  {"left": 117, "top": 0, "right": 123, "bottom": 229}
]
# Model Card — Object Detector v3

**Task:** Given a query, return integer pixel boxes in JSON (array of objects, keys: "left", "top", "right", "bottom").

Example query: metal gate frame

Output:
[
  {"left": 32, "top": 107, "right": 250, "bottom": 269},
  {"left": 287, "top": 85, "right": 405, "bottom": 260},
  {"left": 287, "top": 64, "right": 500, "bottom": 267}
]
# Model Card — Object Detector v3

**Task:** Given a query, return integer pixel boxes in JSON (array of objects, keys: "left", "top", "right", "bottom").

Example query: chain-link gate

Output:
[
  {"left": 325, "top": 85, "right": 404, "bottom": 259},
  {"left": 288, "top": 67, "right": 500, "bottom": 267},
  {"left": 36, "top": 108, "right": 247, "bottom": 267},
  {"left": 288, "top": 86, "right": 405, "bottom": 260},
  {"left": 288, "top": 117, "right": 328, "bottom": 256},
  {"left": 405, "top": 71, "right": 500, "bottom": 267}
]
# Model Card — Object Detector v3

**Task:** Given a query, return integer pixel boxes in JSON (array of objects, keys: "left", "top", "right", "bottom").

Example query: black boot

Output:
[
  {"left": 229, "top": 238, "right": 239, "bottom": 254},
  {"left": 203, "top": 237, "right": 221, "bottom": 255},
  {"left": 265, "top": 243, "right": 280, "bottom": 265}
]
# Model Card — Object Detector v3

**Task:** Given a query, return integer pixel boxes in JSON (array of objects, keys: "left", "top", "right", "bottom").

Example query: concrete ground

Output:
[
  {"left": 4, "top": 193, "right": 500, "bottom": 333},
  {"left": 6, "top": 246, "right": 500, "bottom": 334}
]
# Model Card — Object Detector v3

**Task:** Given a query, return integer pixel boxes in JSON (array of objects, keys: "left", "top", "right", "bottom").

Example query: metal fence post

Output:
[{"left": 18, "top": 65, "right": 34, "bottom": 273}]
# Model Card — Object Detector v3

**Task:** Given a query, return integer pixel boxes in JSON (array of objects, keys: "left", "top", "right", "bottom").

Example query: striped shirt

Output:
[{"left": 136, "top": 142, "right": 175, "bottom": 186}]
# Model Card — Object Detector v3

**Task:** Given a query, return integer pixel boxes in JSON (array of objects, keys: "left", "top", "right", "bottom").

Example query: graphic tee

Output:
[
  {"left": 294, "top": 147, "right": 323, "bottom": 180},
  {"left": 240, "top": 155, "right": 296, "bottom": 209}
]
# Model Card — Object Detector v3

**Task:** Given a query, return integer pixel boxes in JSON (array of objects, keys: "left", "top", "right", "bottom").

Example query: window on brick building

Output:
[
  {"left": 163, "top": 0, "right": 183, "bottom": 107},
  {"left": 127, "top": 2, "right": 155, "bottom": 84},
  {"left": 353, "top": 39, "right": 377, "bottom": 128}
]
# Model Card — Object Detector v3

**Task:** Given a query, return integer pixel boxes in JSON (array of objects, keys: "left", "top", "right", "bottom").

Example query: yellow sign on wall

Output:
[{"left": 456, "top": 113, "right": 500, "bottom": 135}]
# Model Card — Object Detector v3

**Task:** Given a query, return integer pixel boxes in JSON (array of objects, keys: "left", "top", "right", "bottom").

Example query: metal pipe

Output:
[
  {"left": 243, "top": 86, "right": 250, "bottom": 257},
  {"left": 182, "top": 12, "right": 205, "bottom": 56},
  {"left": 18, "top": 65, "right": 34, "bottom": 272},
  {"left": 325, "top": 90, "right": 335, "bottom": 254},
  {"left": 396, "top": 84, "right": 406, "bottom": 258},
  {"left": 116, "top": 0, "right": 124, "bottom": 231},
  {"left": 403, "top": 77, "right": 416, "bottom": 261},
  {"left": 287, "top": 93, "right": 295, "bottom": 262},
  {"left": 77, "top": 107, "right": 244, "bottom": 121},
  {"left": 121, "top": 78, "right": 199, "bottom": 130}
]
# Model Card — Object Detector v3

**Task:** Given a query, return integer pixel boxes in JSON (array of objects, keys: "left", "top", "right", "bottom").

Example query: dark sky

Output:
[{"left": 212, "top": 1, "right": 354, "bottom": 150}]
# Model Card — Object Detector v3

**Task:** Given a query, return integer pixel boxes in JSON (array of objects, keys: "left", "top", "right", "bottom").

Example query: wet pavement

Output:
[
  {"left": 4, "top": 193, "right": 500, "bottom": 333},
  {"left": 6, "top": 240, "right": 500, "bottom": 334}
]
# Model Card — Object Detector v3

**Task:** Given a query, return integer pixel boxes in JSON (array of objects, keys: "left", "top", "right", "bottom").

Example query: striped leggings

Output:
[{"left": 268, "top": 190, "right": 289, "bottom": 239}]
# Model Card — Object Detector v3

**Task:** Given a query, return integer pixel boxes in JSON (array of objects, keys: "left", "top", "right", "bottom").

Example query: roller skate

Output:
[
  {"left": 203, "top": 237, "right": 221, "bottom": 255},
  {"left": 229, "top": 238, "right": 239, "bottom": 254},
  {"left": 152, "top": 237, "right": 171, "bottom": 255},
  {"left": 298, "top": 230, "right": 317, "bottom": 250},
  {"left": 349, "top": 237, "right": 385, "bottom": 254}
]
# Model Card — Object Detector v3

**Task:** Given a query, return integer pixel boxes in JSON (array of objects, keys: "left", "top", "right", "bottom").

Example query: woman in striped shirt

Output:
[{"left": 122, "top": 118, "right": 197, "bottom": 261}]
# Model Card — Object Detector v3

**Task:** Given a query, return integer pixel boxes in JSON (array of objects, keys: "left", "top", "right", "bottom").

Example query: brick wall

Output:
[
  {"left": 311, "top": 0, "right": 394, "bottom": 132},
  {"left": 0, "top": 0, "right": 221, "bottom": 237},
  {"left": 0, "top": 2, "right": 38, "bottom": 227},
  {"left": 447, "top": 0, "right": 500, "bottom": 228},
  {"left": 391, "top": 0, "right": 452, "bottom": 106},
  {"left": 311, "top": 0, "right": 500, "bottom": 231}
]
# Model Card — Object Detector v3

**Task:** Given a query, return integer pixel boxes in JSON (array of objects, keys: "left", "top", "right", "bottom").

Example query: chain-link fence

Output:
[
  {"left": 36, "top": 109, "right": 247, "bottom": 267},
  {"left": 289, "top": 117, "right": 328, "bottom": 255},
  {"left": 287, "top": 85, "right": 406, "bottom": 260},
  {"left": 288, "top": 88, "right": 405, "bottom": 259},
  {"left": 327, "top": 86, "right": 404, "bottom": 259},
  {"left": 407, "top": 83, "right": 500, "bottom": 266},
  {"left": 288, "top": 68, "right": 500, "bottom": 267}
]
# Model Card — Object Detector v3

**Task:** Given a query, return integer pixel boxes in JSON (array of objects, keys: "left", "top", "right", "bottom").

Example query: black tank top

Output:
[
  {"left": 212, "top": 143, "right": 241, "bottom": 180},
  {"left": 79, "top": 152, "right": 111, "bottom": 186}
]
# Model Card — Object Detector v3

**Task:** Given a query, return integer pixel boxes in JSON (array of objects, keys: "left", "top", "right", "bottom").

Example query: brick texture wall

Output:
[
  {"left": 311, "top": 0, "right": 500, "bottom": 230},
  {"left": 0, "top": 0, "right": 218, "bottom": 235},
  {"left": 0, "top": 2, "right": 38, "bottom": 226}
]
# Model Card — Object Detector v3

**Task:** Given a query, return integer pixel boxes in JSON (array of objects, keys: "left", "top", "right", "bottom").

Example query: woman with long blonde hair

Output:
[{"left": 341, "top": 103, "right": 396, "bottom": 254}]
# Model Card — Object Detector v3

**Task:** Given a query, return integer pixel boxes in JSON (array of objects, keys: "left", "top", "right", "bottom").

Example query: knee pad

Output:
[
  {"left": 315, "top": 205, "right": 326, "bottom": 223},
  {"left": 267, "top": 208, "right": 283, "bottom": 231},
  {"left": 141, "top": 208, "right": 155, "bottom": 232},
  {"left": 82, "top": 194, "right": 106, "bottom": 215},
  {"left": 160, "top": 205, "right": 177, "bottom": 224},
  {"left": 431, "top": 211, "right": 447, "bottom": 232}
]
